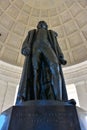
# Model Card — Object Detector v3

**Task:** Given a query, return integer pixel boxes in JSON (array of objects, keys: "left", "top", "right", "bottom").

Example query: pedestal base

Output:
[{"left": 0, "top": 101, "right": 81, "bottom": 130}]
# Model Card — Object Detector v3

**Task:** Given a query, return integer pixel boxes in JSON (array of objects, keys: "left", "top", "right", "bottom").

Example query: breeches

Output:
[
  {"left": 32, "top": 41, "right": 58, "bottom": 69},
  {"left": 32, "top": 41, "right": 62, "bottom": 100}
]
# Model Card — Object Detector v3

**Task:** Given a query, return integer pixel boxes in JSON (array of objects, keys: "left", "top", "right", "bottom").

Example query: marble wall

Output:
[
  {"left": 0, "top": 60, "right": 87, "bottom": 113},
  {"left": 63, "top": 61, "right": 87, "bottom": 111},
  {"left": 0, "top": 60, "right": 21, "bottom": 113}
]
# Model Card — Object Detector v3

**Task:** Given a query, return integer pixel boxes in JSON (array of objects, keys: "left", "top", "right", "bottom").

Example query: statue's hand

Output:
[
  {"left": 59, "top": 56, "right": 67, "bottom": 65},
  {"left": 22, "top": 47, "right": 30, "bottom": 56},
  {"left": 61, "top": 59, "right": 67, "bottom": 65}
]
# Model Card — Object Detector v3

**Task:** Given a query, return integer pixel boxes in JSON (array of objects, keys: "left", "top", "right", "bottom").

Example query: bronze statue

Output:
[{"left": 16, "top": 21, "right": 68, "bottom": 104}]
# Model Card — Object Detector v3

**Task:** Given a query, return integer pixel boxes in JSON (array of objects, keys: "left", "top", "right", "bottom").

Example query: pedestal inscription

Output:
[{"left": 8, "top": 104, "right": 81, "bottom": 130}]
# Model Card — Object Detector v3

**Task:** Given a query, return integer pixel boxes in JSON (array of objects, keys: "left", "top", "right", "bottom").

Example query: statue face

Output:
[{"left": 37, "top": 21, "right": 48, "bottom": 29}]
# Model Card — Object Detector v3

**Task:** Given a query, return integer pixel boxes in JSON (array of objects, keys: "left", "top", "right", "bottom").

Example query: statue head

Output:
[{"left": 37, "top": 21, "right": 48, "bottom": 30}]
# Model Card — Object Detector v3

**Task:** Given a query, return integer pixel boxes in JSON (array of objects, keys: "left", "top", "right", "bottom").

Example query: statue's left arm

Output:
[
  {"left": 53, "top": 31, "right": 67, "bottom": 65},
  {"left": 51, "top": 31, "right": 68, "bottom": 100}
]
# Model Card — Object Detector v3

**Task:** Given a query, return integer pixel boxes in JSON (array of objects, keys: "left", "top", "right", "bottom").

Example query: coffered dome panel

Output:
[{"left": 0, "top": 0, "right": 87, "bottom": 66}]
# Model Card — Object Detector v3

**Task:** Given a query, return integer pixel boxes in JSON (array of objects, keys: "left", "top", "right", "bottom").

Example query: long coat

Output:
[{"left": 16, "top": 29, "right": 68, "bottom": 104}]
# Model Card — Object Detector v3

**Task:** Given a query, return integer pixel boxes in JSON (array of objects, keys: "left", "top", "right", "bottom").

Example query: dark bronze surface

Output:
[
  {"left": 16, "top": 21, "right": 67, "bottom": 104},
  {"left": 0, "top": 101, "right": 81, "bottom": 130},
  {"left": 0, "top": 21, "right": 81, "bottom": 130}
]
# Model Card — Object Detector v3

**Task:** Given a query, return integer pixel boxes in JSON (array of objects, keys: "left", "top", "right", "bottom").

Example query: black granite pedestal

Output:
[{"left": 0, "top": 101, "right": 81, "bottom": 130}]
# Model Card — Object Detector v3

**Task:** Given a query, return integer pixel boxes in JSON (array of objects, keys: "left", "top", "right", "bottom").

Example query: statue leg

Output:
[
  {"left": 32, "top": 51, "right": 41, "bottom": 100},
  {"left": 41, "top": 45, "right": 62, "bottom": 100},
  {"left": 50, "top": 64, "right": 62, "bottom": 100}
]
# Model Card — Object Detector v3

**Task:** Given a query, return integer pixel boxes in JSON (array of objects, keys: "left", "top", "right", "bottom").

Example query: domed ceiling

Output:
[{"left": 0, "top": 0, "right": 87, "bottom": 66}]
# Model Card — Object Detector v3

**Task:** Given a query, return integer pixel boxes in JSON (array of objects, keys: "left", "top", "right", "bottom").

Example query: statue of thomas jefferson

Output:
[{"left": 16, "top": 21, "right": 68, "bottom": 104}]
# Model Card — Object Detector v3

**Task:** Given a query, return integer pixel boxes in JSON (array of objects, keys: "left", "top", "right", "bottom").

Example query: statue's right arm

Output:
[{"left": 21, "top": 32, "right": 30, "bottom": 56}]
